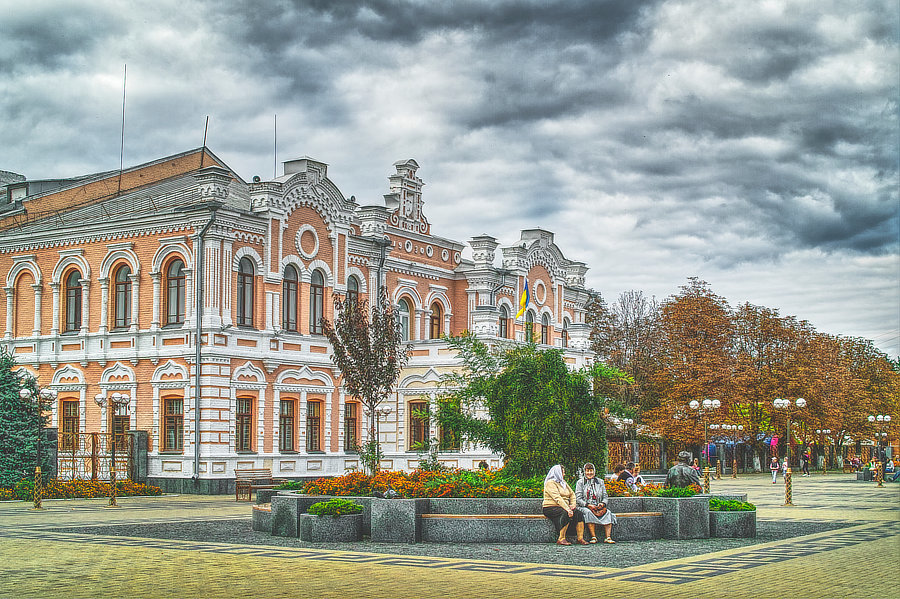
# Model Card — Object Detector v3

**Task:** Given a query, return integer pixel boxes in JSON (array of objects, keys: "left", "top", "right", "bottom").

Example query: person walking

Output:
[
  {"left": 770, "top": 456, "right": 780, "bottom": 483},
  {"left": 802, "top": 451, "right": 811, "bottom": 476}
]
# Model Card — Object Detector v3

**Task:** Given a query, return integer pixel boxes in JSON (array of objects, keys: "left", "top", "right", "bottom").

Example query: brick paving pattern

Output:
[{"left": 1, "top": 473, "right": 897, "bottom": 598}]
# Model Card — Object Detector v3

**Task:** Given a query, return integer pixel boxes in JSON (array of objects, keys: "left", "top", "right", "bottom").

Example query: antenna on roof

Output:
[
  {"left": 117, "top": 63, "right": 127, "bottom": 196},
  {"left": 201, "top": 115, "right": 209, "bottom": 167},
  {"left": 273, "top": 113, "right": 277, "bottom": 179}
]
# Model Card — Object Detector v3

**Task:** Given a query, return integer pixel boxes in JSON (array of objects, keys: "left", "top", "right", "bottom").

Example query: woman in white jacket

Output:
[{"left": 575, "top": 462, "right": 618, "bottom": 544}]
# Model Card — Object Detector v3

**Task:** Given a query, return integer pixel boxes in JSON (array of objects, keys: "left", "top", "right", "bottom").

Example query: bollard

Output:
[
  {"left": 32, "top": 466, "right": 42, "bottom": 510},
  {"left": 703, "top": 467, "right": 710, "bottom": 494},
  {"left": 876, "top": 462, "right": 883, "bottom": 488},
  {"left": 732, "top": 456, "right": 738, "bottom": 479},
  {"left": 716, "top": 460, "right": 722, "bottom": 480},
  {"left": 784, "top": 467, "right": 793, "bottom": 505}
]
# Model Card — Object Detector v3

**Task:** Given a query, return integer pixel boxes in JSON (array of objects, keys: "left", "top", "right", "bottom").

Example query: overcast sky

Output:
[{"left": 1, "top": 0, "right": 898, "bottom": 357}]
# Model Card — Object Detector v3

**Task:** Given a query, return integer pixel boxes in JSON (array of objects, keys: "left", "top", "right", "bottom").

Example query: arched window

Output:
[
  {"left": 64, "top": 270, "right": 82, "bottom": 333},
  {"left": 541, "top": 313, "right": 550, "bottom": 345},
  {"left": 165, "top": 258, "right": 186, "bottom": 325},
  {"left": 499, "top": 305, "right": 509, "bottom": 339},
  {"left": 309, "top": 270, "right": 325, "bottom": 334},
  {"left": 237, "top": 257, "right": 255, "bottom": 327},
  {"left": 525, "top": 310, "right": 535, "bottom": 343},
  {"left": 429, "top": 302, "right": 442, "bottom": 340},
  {"left": 562, "top": 318, "right": 569, "bottom": 348},
  {"left": 282, "top": 265, "right": 299, "bottom": 332},
  {"left": 398, "top": 298, "right": 411, "bottom": 341},
  {"left": 347, "top": 275, "right": 359, "bottom": 305},
  {"left": 113, "top": 264, "right": 132, "bottom": 330}
]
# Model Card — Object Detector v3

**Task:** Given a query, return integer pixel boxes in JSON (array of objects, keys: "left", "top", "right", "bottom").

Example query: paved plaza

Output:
[{"left": 1, "top": 473, "right": 897, "bottom": 598}]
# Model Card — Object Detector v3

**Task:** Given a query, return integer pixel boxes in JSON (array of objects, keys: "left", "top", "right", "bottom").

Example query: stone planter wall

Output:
[
  {"left": 709, "top": 510, "right": 756, "bottom": 538},
  {"left": 427, "top": 498, "right": 543, "bottom": 514},
  {"left": 300, "top": 513, "right": 363, "bottom": 542},
  {"left": 370, "top": 498, "right": 429, "bottom": 543},
  {"left": 270, "top": 493, "right": 373, "bottom": 537},
  {"left": 642, "top": 496, "right": 709, "bottom": 539}
]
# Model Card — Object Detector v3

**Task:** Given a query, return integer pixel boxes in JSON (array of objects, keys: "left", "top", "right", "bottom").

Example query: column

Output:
[
  {"left": 150, "top": 272, "right": 161, "bottom": 330},
  {"left": 32, "top": 284, "right": 42, "bottom": 337},
  {"left": 98, "top": 277, "right": 110, "bottom": 334},
  {"left": 79, "top": 279, "right": 90, "bottom": 334},
  {"left": 50, "top": 282, "right": 60, "bottom": 336},
  {"left": 129, "top": 274, "right": 140, "bottom": 332},
  {"left": 4, "top": 287, "right": 13, "bottom": 339},
  {"left": 183, "top": 268, "right": 194, "bottom": 326}
]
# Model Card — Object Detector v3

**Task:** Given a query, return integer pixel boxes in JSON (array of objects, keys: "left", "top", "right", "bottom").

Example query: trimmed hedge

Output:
[
  {"left": 709, "top": 498, "right": 756, "bottom": 511},
  {"left": 307, "top": 498, "right": 364, "bottom": 516}
]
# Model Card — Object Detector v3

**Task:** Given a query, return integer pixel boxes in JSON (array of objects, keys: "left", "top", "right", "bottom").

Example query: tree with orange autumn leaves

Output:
[{"left": 590, "top": 278, "right": 899, "bottom": 470}]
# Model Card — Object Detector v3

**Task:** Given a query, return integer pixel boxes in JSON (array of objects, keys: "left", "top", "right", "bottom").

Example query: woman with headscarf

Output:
[
  {"left": 542, "top": 464, "right": 586, "bottom": 545},
  {"left": 575, "top": 462, "right": 618, "bottom": 543}
]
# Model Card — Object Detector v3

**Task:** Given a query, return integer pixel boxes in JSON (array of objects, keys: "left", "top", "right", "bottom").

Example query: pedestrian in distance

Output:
[{"left": 770, "top": 456, "right": 780, "bottom": 483}]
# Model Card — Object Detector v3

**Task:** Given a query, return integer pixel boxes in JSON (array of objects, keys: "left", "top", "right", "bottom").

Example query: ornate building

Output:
[{"left": 0, "top": 147, "right": 595, "bottom": 491}]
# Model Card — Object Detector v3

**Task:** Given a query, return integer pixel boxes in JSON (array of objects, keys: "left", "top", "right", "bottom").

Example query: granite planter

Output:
[
  {"left": 300, "top": 513, "right": 363, "bottom": 542},
  {"left": 270, "top": 493, "right": 373, "bottom": 537},
  {"left": 709, "top": 510, "right": 756, "bottom": 538},
  {"left": 607, "top": 496, "right": 644, "bottom": 514},
  {"left": 251, "top": 504, "right": 272, "bottom": 533},
  {"left": 642, "top": 496, "right": 709, "bottom": 539},
  {"left": 428, "top": 498, "right": 543, "bottom": 515},
  {"left": 370, "top": 498, "right": 428, "bottom": 543}
]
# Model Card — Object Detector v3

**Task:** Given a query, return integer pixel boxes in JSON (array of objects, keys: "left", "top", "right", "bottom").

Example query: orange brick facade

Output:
[{"left": 0, "top": 148, "right": 595, "bottom": 485}]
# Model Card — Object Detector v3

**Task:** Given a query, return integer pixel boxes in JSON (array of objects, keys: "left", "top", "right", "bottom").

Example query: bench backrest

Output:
[{"left": 235, "top": 468, "right": 273, "bottom": 481}]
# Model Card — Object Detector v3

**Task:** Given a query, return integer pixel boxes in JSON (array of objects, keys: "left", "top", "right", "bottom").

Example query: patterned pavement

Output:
[{"left": 1, "top": 473, "right": 897, "bottom": 598}]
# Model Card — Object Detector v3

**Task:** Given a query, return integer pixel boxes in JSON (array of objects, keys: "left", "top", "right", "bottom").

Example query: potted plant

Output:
[
  {"left": 708, "top": 498, "right": 756, "bottom": 538},
  {"left": 300, "top": 498, "right": 364, "bottom": 542}
]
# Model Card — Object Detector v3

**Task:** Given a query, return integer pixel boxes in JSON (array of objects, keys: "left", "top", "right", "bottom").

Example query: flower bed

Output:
[
  {"left": 277, "top": 468, "right": 700, "bottom": 500},
  {"left": 0, "top": 479, "right": 163, "bottom": 501},
  {"left": 278, "top": 468, "right": 544, "bottom": 499}
]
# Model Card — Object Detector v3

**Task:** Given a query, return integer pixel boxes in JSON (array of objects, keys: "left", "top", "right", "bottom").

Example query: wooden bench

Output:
[
  {"left": 419, "top": 512, "right": 664, "bottom": 543},
  {"left": 235, "top": 468, "right": 286, "bottom": 501}
]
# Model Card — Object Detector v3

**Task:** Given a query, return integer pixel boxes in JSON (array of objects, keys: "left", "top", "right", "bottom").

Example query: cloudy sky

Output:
[{"left": 1, "top": 0, "right": 898, "bottom": 357}]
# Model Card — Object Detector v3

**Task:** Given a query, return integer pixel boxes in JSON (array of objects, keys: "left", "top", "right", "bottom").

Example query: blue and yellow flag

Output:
[{"left": 515, "top": 280, "right": 529, "bottom": 319}]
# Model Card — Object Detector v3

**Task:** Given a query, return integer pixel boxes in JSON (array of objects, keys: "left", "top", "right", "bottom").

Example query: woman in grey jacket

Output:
[{"left": 575, "top": 462, "right": 618, "bottom": 543}]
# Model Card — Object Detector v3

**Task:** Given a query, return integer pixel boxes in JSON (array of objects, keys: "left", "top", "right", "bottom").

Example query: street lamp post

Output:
[
  {"left": 815, "top": 429, "right": 831, "bottom": 474},
  {"left": 19, "top": 382, "right": 58, "bottom": 511},
  {"left": 689, "top": 399, "right": 721, "bottom": 470},
  {"left": 868, "top": 414, "right": 891, "bottom": 487},
  {"left": 773, "top": 397, "right": 806, "bottom": 506},
  {"left": 95, "top": 392, "right": 130, "bottom": 507}
]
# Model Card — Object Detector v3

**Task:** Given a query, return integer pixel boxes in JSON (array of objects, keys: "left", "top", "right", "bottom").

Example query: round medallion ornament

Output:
[
  {"left": 534, "top": 280, "right": 547, "bottom": 305},
  {"left": 442, "top": 249, "right": 449, "bottom": 261},
  {"left": 295, "top": 225, "right": 319, "bottom": 260},
  {"left": 405, "top": 240, "right": 413, "bottom": 253},
  {"left": 453, "top": 252, "right": 461, "bottom": 264},
  {"left": 426, "top": 246, "right": 434, "bottom": 257}
]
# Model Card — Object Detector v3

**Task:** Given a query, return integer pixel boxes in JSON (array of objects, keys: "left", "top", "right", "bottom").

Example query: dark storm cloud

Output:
[
  {"left": 0, "top": 3, "right": 125, "bottom": 73},
  {"left": 0, "top": 0, "right": 896, "bottom": 355}
]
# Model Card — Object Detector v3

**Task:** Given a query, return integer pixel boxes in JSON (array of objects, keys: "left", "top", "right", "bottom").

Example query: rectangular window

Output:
[
  {"left": 61, "top": 400, "right": 79, "bottom": 451},
  {"left": 236, "top": 398, "right": 253, "bottom": 452},
  {"left": 279, "top": 400, "right": 295, "bottom": 452},
  {"left": 344, "top": 402, "right": 358, "bottom": 451},
  {"left": 409, "top": 401, "right": 429, "bottom": 450},
  {"left": 438, "top": 400, "right": 460, "bottom": 451},
  {"left": 306, "top": 401, "right": 322, "bottom": 452},
  {"left": 112, "top": 403, "right": 129, "bottom": 450},
  {"left": 163, "top": 398, "right": 184, "bottom": 452}
]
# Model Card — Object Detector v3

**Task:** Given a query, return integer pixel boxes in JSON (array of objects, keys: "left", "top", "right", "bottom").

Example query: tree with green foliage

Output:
[
  {"left": 321, "top": 289, "right": 410, "bottom": 475},
  {"left": 0, "top": 349, "right": 51, "bottom": 487},
  {"left": 436, "top": 334, "right": 633, "bottom": 477}
]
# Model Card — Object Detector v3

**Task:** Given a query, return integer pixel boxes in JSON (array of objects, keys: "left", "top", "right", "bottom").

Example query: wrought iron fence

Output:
[{"left": 57, "top": 433, "right": 130, "bottom": 481}]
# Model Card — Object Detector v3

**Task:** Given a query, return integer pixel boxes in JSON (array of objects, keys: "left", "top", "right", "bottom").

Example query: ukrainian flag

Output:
[{"left": 515, "top": 280, "right": 529, "bottom": 319}]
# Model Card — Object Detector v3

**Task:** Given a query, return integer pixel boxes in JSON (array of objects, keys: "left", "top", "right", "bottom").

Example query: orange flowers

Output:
[
  {"left": 0, "top": 478, "right": 163, "bottom": 501},
  {"left": 287, "top": 468, "right": 544, "bottom": 499}
]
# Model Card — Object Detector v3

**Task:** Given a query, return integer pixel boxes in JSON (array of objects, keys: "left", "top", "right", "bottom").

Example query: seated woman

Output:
[
  {"left": 575, "top": 462, "right": 617, "bottom": 544},
  {"left": 542, "top": 465, "right": 586, "bottom": 545}
]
